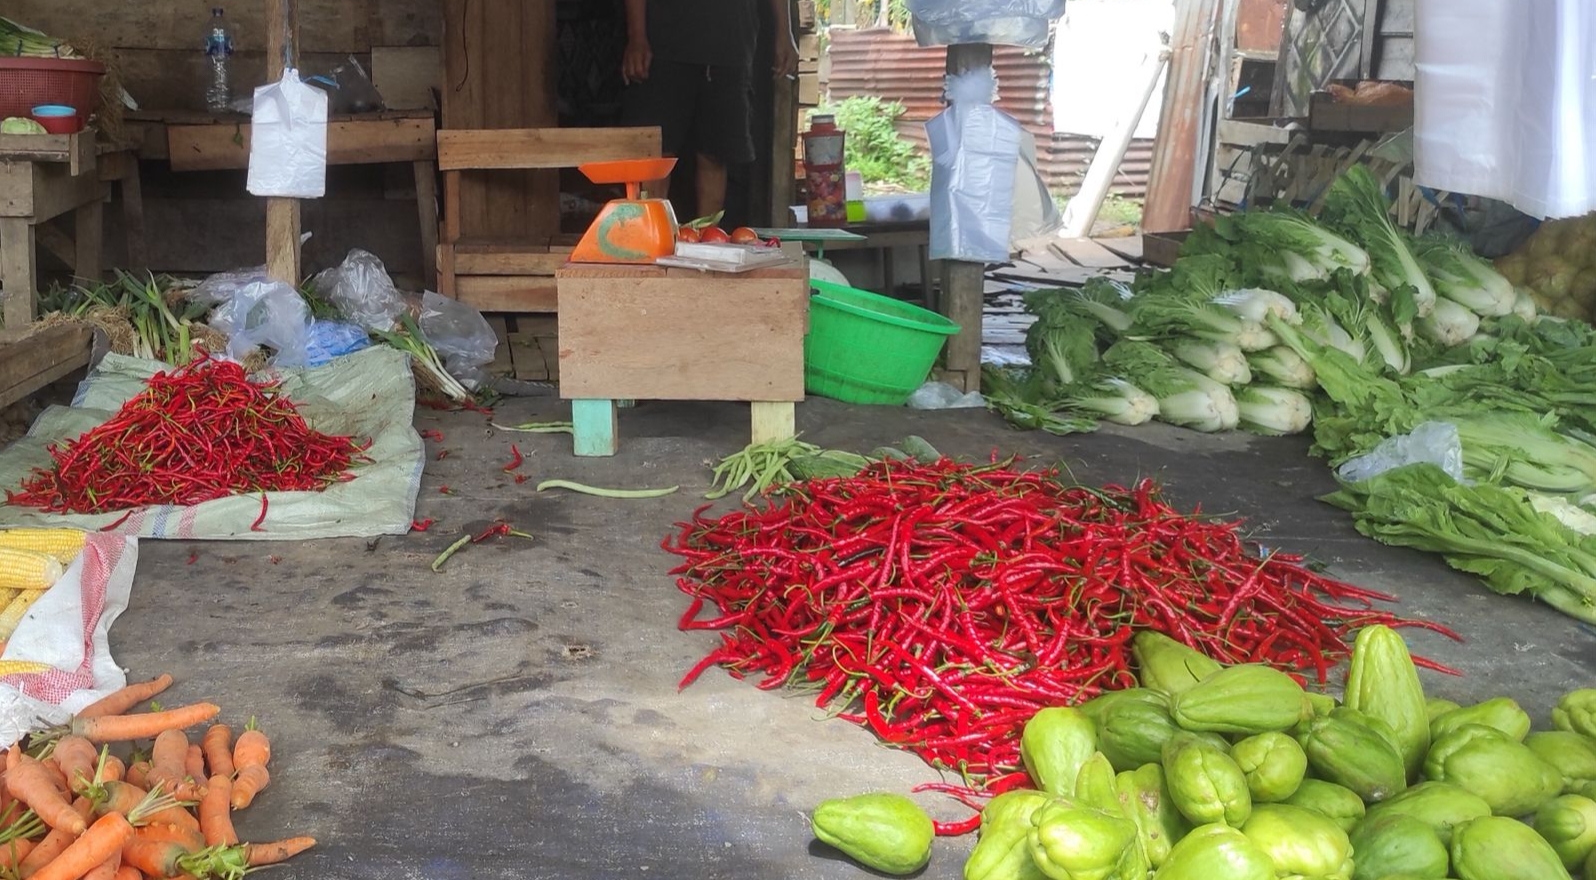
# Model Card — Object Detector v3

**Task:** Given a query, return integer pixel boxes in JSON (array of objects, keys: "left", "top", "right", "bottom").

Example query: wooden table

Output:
[
  {"left": 0, "top": 129, "right": 144, "bottom": 328},
  {"left": 555, "top": 260, "right": 810, "bottom": 457},
  {"left": 127, "top": 109, "right": 440, "bottom": 287}
]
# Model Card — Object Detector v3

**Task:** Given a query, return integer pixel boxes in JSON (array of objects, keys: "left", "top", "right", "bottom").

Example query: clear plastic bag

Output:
[
  {"left": 906, "top": 0, "right": 1066, "bottom": 48},
  {"left": 419, "top": 291, "right": 498, "bottom": 389},
  {"left": 907, "top": 380, "right": 987, "bottom": 410},
  {"left": 195, "top": 275, "right": 313, "bottom": 368},
  {"left": 311, "top": 249, "right": 406, "bottom": 333},
  {"left": 927, "top": 70, "right": 1024, "bottom": 262},
  {"left": 1335, "top": 421, "right": 1468, "bottom": 484}
]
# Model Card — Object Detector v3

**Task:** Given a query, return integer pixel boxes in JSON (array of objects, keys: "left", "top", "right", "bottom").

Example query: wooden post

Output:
[
  {"left": 936, "top": 43, "right": 993, "bottom": 395},
  {"left": 1142, "top": 0, "right": 1219, "bottom": 234},
  {"left": 264, "top": 0, "right": 302, "bottom": 284},
  {"left": 770, "top": 75, "right": 798, "bottom": 227}
]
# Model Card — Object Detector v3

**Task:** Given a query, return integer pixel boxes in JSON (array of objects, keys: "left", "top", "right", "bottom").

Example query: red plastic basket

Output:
[{"left": 0, "top": 57, "right": 103, "bottom": 121}]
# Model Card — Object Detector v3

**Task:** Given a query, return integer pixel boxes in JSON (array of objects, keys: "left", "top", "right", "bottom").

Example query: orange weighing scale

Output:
[{"left": 569, "top": 158, "right": 680, "bottom": 264}]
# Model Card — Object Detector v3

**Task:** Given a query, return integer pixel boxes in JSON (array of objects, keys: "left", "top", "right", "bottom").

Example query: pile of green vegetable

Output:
[{"left": 811, "top": 625, "right": 1596, "bottom": 879}]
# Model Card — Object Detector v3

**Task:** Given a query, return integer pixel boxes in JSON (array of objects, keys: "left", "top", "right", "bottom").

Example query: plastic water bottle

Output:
[{"left": 203, "top": 7, "right": 234, "bottom": 113}]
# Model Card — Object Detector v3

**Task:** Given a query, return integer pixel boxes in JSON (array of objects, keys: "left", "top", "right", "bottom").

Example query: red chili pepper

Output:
[
  {"left": 420, "top": 429, "right": 445, "bottom": 442},
  {"left": 503, "top": 444, "right": 524, "bottom": 472},
  {"left": 439, "top": 485, "right": 454, "bottom": 495},
  {"left": 411, "top": 518, "right": 435, "bottom": 532},
  {"left": 186, "top": 552, "right": 199, "bottom": 565},
  {"left": 250, "top": 494, "right": 268, "bottom": 532},
  {"left": 436, "top": 449, "right": 451, "bottom": 461},
  {"left": 514, "top": 474, "right": 529, "bottom": 484}
]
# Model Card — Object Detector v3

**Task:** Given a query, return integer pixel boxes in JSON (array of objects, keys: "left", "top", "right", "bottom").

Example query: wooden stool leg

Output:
[
  {"left": 750, "top": 401, "right": 796, "bottom": 445},
  {"left": 571, "top": 398, "right": 618, "bottom": 457},
  {"left": 0, "top": 219, "right": 37, "bottom": 327}
]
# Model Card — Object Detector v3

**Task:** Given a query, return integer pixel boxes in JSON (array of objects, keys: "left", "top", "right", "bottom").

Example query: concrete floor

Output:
[{"left": 108, "top": 398, "right": 1594, "bottom": 879}]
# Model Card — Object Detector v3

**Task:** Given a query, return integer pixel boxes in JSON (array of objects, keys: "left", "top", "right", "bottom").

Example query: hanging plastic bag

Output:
[
  {"left": 310, "top": 249, "right": 406, "bottom": 333},
  {"left": 926, "top": 69, "right": 1023, "bottom": 262},
  {"left": 906, "top": 0, "right": 1066, "bottom": 49},
  {"left": 419, "top": 291, "right": 498, "bottom": 390},
  {"left": 247, "top": 67, "right": 329, "bottom": 199}
]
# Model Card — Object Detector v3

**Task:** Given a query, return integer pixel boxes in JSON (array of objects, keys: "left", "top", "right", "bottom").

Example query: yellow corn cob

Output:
[
  {"left": 0, "top": 529, "right": 85, "bottom": 565},
  {"left": 0, "top": 661, "right": 51, "bottom": 676},
  {"left": 0, "top": 549, "right": 60, "bottom": 592},
  {"left": 0, "top": 590, "right": 44, "bottom": 641}
]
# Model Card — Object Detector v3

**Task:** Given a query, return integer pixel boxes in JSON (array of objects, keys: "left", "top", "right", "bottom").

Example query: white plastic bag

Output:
[
  {"left": 1335, "top": 422, "right": 1468, "bottom": 484},
  {"left": 1414, "top": 0, "right": 1596, "bottom": 219},
  {"left": 907, "top": 0, "right": 1065, "bottom": 48},
  {"left": 247, "top": 67, "right": 329, "bottom": 199},
  {"left": 197, "top": 274, "right": 314, "bottom": 368},
  {"left": 419, "top": 291, "right": 497, "bottom": 389},
  {"left": 311, "top": 249, "right": 406, "bottom": 333},
  {"left": 927, "top": 69, "right": 1024, "bottom": 262}
]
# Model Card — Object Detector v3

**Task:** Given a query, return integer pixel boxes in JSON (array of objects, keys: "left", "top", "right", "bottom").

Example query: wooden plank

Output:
[
  {"left": 3, "top": 0, "right": 439, "bottom": 54},
  {"left": 1143, "top": 0, "right": 1220, "bottom": 233},
  {"left": 556, "top": 263, "right": 808, "bottom": 402},
  {"left": 265, "top": 0, "right": 301, "bottom": 286},
  {"left": 0, "top": 163, "right": 105, "bottom": 225},
  {"left": 485, "top": 316, "right": 514, "bottom": 377},
  {"left": 508, "top": 330, "right": 557, "bottom": 382},
  {"left": 1053, "top": 238, "right": 1130, "bottom": 269},
  {"left": 570, "top": 399, "right": 618, "bottom": 457},
  {"left": 0, "top": 323, "right": 91, "bottom": 409},
  {"left": 74, "top": 198, "right": 103, "bottom": 285},
  {"left": 750, "top": 401, "right": 797, "bottom": 445},
  {"left": 108, "top": 48, "right": 356, "bottom": 116},
  {"left": 939, "top": 260, "right": 985, "bottom": 394},
  {"left": 413, "top": 160, "right": 438, "bottom": 289},
  {"left": 167, "top": 117, "right": 437, "bottom": 171},
  {"left": 0, "top": 219, "right": 37, "bottom": 326},
  {"left": 770, "top": 73, "right": 799, "bottom": 227},
  {"left": 454, "top": 276, "right": 558, "bottom": 312},
  {"left": 372, "top": 46, "right": 441, "bottom": 110},
  {"left": 451, "top": 249, "right": 567, "bottom": 276},
  {"left": 436, "top": 128, "right": 661, "bottom": 172},
  {"left": 1095, "top": 236, "right": 1144, "bottom": 262},
  {"left": 0, "top": 131, "right": 91, "bottom": 165}
]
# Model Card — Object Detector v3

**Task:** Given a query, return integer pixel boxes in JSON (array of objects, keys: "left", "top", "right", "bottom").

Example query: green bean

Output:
[
  {"left": 492, "top": 421, "right": 575, "bottom": 434},
  {"left": 536, "top": 480, "right": 679, "bottom": 498}
]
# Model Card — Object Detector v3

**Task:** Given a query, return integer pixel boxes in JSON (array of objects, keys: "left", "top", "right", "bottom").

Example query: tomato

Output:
[
  {"left": 730, "top": 227, "right": 761, "bottom": 244},
  {"left": 699, "top": 227, "right": 731, "bottom": 243},
  {"left": 677, "top": 226, "right": 701, "bottom": 242},
  {"left": 763, "top": 237, "right": 783, "bottom": 248}
]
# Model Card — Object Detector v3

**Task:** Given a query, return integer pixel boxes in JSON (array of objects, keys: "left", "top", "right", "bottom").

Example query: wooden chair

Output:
[{"left": 435, "top": 127, "right": 663, "bottom": 313}]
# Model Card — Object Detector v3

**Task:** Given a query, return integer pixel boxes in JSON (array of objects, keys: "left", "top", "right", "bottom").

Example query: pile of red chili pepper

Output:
[
  {"left": 9, "top": 354, "right": 366, "bottom": 514},
  {"left": 664, "top": 457, "right": 1460, "bottom": 782}
]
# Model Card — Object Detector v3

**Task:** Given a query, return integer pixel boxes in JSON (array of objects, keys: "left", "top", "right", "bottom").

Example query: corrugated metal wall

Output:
[{"left": 825, "top": 28, "right": 1153, "bottom": 198}]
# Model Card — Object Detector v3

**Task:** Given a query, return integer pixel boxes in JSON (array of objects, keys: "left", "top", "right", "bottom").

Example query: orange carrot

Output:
[
  {"left": 245, "top": 836, "right": 316, "bottom": 866},
  {"left": 72, "top": 704, "right": 221, "bottom": 744},
  {"left": 198, "top": 777, "right": 235, "bottom": 847},
  {"left": 228, "top": 725, "right": 269, "bottom": 811},
  {"left": 90, "top": 782, "right": 197, "bottom": 834},
  {"left": 135, "top": 822, "right": 206, "bottom": 853},
  {"left": 198, "top": 726, "right": 232, "bottom": 780},
  {"left": 0, "top": 838, "right": 33, "bottom": 871},
  {"left": 143, "top": 732, "right": 202, "bottom": 801},
  {"left": 119, "top": 837, "right": 188, "bottom": 878},
  {"left": 51, "top": 736, "right": 99, "bottom": 795},
  {"left": 99, "top": 755, "right": 124, "bottom": 784},
  {"left": 111, "top": 866, "right": 139, "bottom": 880},
  {"left": 7, "top": 756, "right": 84, "bottom": 835},
  {"left": 6, "top": 744, "right": 20, "bottom": 772},
  {"left": 123, "top": 761, "right": 149, "bottom": 789},
  {"left": 77, "top": 675, "right": 174, "bottom": 719},
  {"left": 16, "top": 797, "right": 92, "bottom": 875},
  {"left": 80, "top": 853, "right": 121, "bottom": 880},
  {"left": 26, "top": 811, "right": 134, "bottom": 880},
  {"left": 182, "top": 747, "right": 203, "bottom": 790}
]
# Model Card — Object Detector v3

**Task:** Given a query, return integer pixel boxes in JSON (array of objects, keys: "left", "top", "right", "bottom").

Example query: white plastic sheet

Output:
[
  {"left": 247, "top": 67, "right": 329, "bottom": 199},
  {"left": 1414, "top": 0, "right": 1596, "bottom": 219},
  {"left": 906, "top": 0, "right": 1065, "bottom": 49}
]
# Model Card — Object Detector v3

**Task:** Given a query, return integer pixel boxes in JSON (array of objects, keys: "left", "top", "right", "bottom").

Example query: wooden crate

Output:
[{"left": 556, "top": 262, "right": 809, "bottom": 402}]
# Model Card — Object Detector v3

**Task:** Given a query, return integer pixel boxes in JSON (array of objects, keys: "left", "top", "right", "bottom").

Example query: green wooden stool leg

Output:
[
  {"left": 750, "top": 401, "right": 796, "bottom": 444},
  {"left": 571, "top": 398, "right": 618, "bottom": 457}
]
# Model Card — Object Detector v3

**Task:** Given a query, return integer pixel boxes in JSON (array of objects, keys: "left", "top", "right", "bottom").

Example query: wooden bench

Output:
[{"left": 436, "top": 127, "right": 661, "bottom": 313}]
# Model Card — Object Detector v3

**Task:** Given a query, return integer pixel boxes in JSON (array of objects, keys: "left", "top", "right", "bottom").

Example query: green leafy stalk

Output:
[{"left": 1322, "top": 165, "right": 1437, "bottom": 317}]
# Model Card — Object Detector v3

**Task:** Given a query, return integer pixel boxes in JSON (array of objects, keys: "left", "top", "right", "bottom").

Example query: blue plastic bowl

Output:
[{"left": 30, "top": 105, "right": 76, "bottom": 118}]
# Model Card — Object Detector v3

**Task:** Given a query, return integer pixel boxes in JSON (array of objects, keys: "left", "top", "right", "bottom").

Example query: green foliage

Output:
[{"left": 814, "top": 96, "right": 929, "bottom": 190}]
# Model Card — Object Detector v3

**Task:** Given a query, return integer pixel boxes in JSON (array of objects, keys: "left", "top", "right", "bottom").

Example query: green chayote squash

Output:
[
  {"left": 1027, "top": 799, "right": 1145, "bottom": 880},
  {"left": 1163, "top": 735, "right": 1252, "bottom": 827},
  {"left": 1362, "top": 782, "right": 1492, "bottom": 847},
  {"left": 1527, "top": 731, "right": 1596, "bottom": 793},
  {"left": 1023, "top": 707, "right": 1098, "bottom": 798},
  {"left": 1344, "top": 625, "right": 1430, "bottom": 781},
  {"left": 1076, "top": 753, "right": 1124, "bottom": 816},
  {"left": 1429, "top": 697, "right": 1532, "bottom": 743},
  {"left": 1347, "top": 813, "right": 1449, "bottom": 880},
  {"left": 1115, "top": 764, "right": 1190, "bottom": 869},
  {"left": 1424, "top": 724, "right": 1562, "bottom": 817},
  {"left": 1299, "top": 708, "right": 1408, "bottom": 803},
  {"left": 1282, "top": 780, "right": 1366, "bottom": 834},
  {"left": 1425, "top": 698, "right": 1461, "bottom": 724},
  {"left": 1080, "top": 689, "right": 1167, "bottom": 727},
  {"left": 1230, "top": 732, "right": 1307, "bottom": 803},
  {"left": 1450, "top": 815, "right": 1574, "bottom": 880},
  {"left": 1303, "top": 691, "right": 1337, "bottom": 718},
  {"left": 811, "top": 792, "right": 934, "bottom": 875},
  {"left": 1132, "top": 632, "right": 1222, "bottom": 698},
  {"left": 1097, "top": 698, "right": 1184, "bottom": 773},
  {"left": 1532, "top": 794, "right": 1596, "bottom": 871},
  {"left": 1553, "top": 689, "right": 1596, "bottom": 739},
  {"left": 1169, "top": 664, "right": 1310, "bottom": 736},
  {"left": 1240, "top": 803, "right": 1353, "bottom": 880},
  {"left": 965, "top": 791, "right": 1050, "bottom": 880},
  {"left": 1151, "top": 822, "right": 1274, "bottom": 880}
]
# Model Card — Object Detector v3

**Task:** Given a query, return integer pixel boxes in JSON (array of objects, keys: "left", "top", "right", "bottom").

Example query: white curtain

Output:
[{"left": 1414, "top": 0, "right": 1596, "bottom": 219}]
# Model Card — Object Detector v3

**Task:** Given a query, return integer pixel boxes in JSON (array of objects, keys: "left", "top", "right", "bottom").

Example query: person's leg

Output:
[
  {"left": 693, "top": 64, "right": 756, "bottom": 221},
  {"left": 619, "top": 60, "right": 699, "bottom": 199}
]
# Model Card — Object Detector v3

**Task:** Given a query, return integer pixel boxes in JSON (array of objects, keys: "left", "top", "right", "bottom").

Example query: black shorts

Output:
[{"left": 621, "top": 60, "right": 755, "bottom": 165}]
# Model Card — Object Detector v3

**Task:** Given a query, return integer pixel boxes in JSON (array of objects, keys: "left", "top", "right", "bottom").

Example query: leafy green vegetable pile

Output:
[{"left": 990, "top": 165, "right": 1596, "bottom": 624}]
